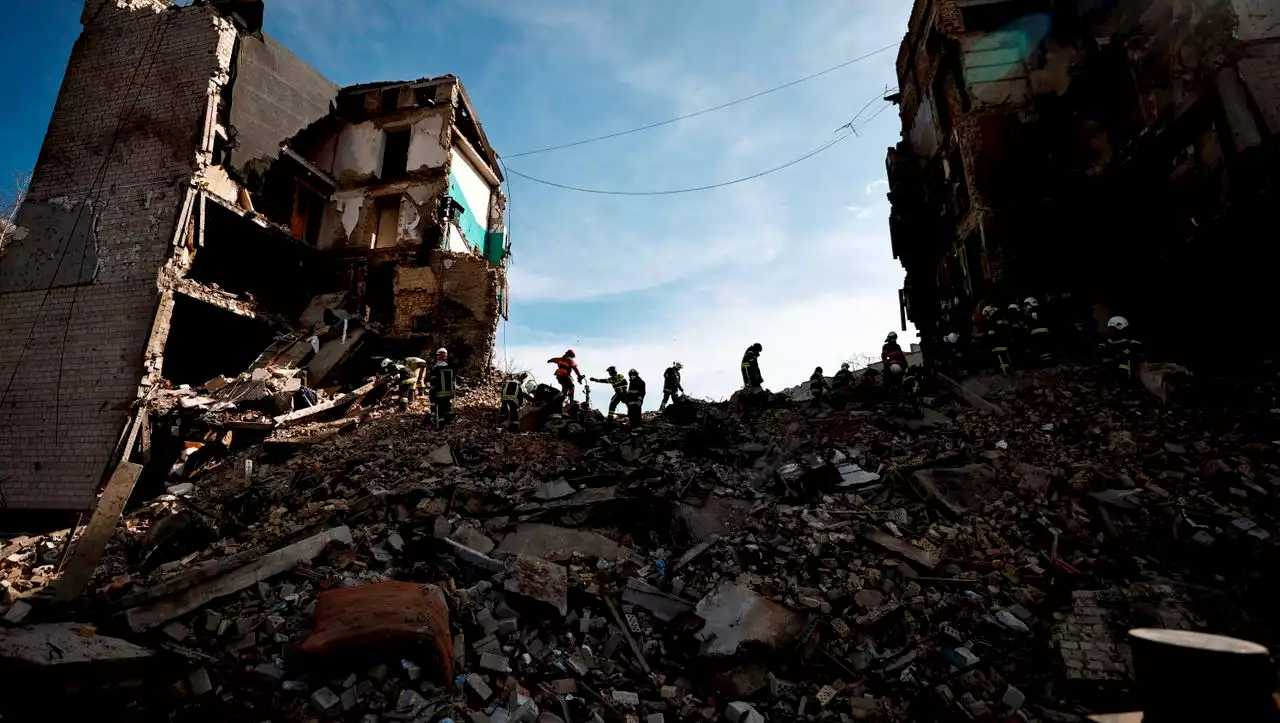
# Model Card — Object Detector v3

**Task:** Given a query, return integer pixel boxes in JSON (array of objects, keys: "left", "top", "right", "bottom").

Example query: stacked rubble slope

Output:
[{"left": 3, "top": 365, "right": 1279, "bottom": 722}]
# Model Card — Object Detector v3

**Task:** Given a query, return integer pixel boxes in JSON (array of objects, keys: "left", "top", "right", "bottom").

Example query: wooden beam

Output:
[
  {"left": 123, "top": 526, "right": 352, "bottom": 632},
  {"left": 272, "top": 378, "right": 380, "bottom": 427},
  {"left": 936, "top": 371, "right": 1006, "bottom": 416},
  {"left": 50, "top": 461, "right": 143, "bottom": 601}
]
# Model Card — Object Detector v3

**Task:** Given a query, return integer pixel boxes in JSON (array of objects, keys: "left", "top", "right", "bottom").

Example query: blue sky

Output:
[{"left": 0, "top": 0, "right": 914, "bottom": 403}]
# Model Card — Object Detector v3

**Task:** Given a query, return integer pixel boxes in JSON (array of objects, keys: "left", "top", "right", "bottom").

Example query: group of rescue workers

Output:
[
  {"left": 932, "top": 294, "right": 1143, "bottom": 383},
  {"left": 376, "top": 297, "right": 1143, "bottom": 430}
]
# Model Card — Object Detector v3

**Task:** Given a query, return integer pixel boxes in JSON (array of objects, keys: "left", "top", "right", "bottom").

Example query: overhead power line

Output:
[
  {"left": 505, "top": 42, "right": 899, "bottom": 158},
  {"left": 502, "top": 87, "right": 897, "bottom": 197}
]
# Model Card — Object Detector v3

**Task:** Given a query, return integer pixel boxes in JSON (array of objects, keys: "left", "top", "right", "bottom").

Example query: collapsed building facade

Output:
[
  {"left": 885, "top": 0, "right": 1280, "bottom": 365},
  {"left": 0, "top": 0, "right": 508, "bottom": 510}
]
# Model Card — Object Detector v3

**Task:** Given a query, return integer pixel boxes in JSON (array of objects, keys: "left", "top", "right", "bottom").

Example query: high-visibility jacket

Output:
[
  {"left": 431, "top": 362, "right": 454, "bottom": 399},
  {"left": 500, "top": 378, "right": 526, "bottom": 402},
  {"left": 548, "top": 357, "right": 580, "bottom": 379},
  {"left": 589, "top": 372, "right": 627, "bottom": 395}
]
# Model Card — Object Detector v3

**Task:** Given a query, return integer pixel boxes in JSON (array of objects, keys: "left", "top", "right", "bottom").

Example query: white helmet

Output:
[
  {"left": 982, "top": 305, "right": 997, "bottom": 318},
  {"left": 381, "top": 358, "right": 395, "bottom": 369},
  {"left": 1024, "top": 297, "right": 1038, "bottom": 308},
  {"left": 524, "top": 381, "right": 538, "bottom": 395},
  {"left": 673, "top": 362, "right": 683, "bottom": 370},
  {"left": 1008, "top": 303, "right": 1020, "bottom": 311},
  {"left": 1108, "top": 316, "right": 1129, "bottom": 331},
  {"left": 890, "top": 364, "right": 903, "bottom": 374},
  {"left": 887, "top": 331, "right": 898, "bottom": 340},
  {"left": 944, "top": 333, "right": 959, "bottom": 344}
]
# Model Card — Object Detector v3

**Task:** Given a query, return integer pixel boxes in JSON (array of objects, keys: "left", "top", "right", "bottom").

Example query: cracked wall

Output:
[{"left": 0, "top": 2, "right": 236, "bottom": 510}]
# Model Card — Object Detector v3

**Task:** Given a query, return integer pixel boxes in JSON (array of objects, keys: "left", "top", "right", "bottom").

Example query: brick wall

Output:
[{"left": 0, "top": 3, "right": 235, "bottom": 509}]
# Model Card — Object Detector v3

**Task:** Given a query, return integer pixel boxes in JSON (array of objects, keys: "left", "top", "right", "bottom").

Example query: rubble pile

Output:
[{"left": 4, "top": 364, "right": 1280, "bottom": 721}]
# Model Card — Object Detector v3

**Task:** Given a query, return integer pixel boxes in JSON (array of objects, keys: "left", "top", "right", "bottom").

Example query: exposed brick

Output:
[{"left": 0, "top": 3, "right": 234, "bottom": 509}]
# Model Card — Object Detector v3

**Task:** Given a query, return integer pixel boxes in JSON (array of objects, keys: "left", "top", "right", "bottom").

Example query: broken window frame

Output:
[{"left": 380, "top": 127, "right": 412, "bottom": 180}]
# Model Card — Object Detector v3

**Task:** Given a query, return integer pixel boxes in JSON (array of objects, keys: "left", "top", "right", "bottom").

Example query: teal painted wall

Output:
[{"left": 448, "top": 172, "right": 487, "bottom": 253}]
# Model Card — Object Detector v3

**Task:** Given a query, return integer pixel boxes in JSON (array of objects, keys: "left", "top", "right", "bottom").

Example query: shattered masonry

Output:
[
  {"left": 0, "top": 0, "right": 508, "bottom": 510},
  {"left": 885, "top": 0, "right": 1280, "bottom": 366}
]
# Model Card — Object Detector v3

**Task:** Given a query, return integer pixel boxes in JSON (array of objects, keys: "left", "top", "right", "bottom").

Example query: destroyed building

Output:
[
  {"left": 0, "top": 0, "right": 508, "bottom": 510},
  {"left": 885, "top": 0, "right": 1280, "bottom": 364}
]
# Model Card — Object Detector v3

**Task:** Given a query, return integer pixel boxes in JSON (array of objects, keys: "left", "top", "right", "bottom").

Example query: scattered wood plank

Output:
[
  {"left": 936, "top": 372, "right": 1006, "bottom": 416},
  {"left": 273, "top": 379, "right": 379, "bottom": 427},
  {"left": 122, "top": 526, "right": 352, "bottom": 632},
  {"left": 603, "top": 597, "right": 651, "bottom": 674},
  {"left": 50, "top": 461, "right": 143, "bottom": 602},
  {"left": 116, "top": 545, "right": 267, "bottom": 609},
  {"left": 863, "top": 529, "right": 939, "bottom": 569}
]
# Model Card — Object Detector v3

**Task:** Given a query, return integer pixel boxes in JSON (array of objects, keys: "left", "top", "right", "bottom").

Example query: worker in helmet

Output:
[
  {"left": 741, "top": 343, "right": 764, "bottom": 389},
  {"left": 589, "top": 366, "right": 629, "bottom": 420},
  {"left": 427, "top": 347, "right": 455, "bottom": 428},
  {"left": 808, "top": 366, "right": 829, "bottom": 406},
  {"left": 1021, "top": 296, "right": 1054, "bottom": 366},
  {"left": 882, "top": 332, "right": 909, "bottom": 394},
  {"left": 942, "top": 332, "right": 969, "bottom": 376},
  {"left": 832, "top": 362, "right": 855, "bottom": 393},
  {"left": 381, "top": 357, "right": 418, "bottom": 409},
  {"left": 546, "top": 349, "right": 585, "bottom": 408},
  {"left": 982, "top": 305, "right": 1013, "bottom": 374},
  {"left": 499, "top": 371, "right": 530, "bottom": 431},
  {"left": 626, "top": 369, "right": 646, "bottom": 426},
  {"left": 1100, "top": 316, "right": 1143, "bottom": 381},
  {"left": 660, "top": 362, "right": 685, "bottom": 410},
  {"left": 403, "top": 356, "right": 430, "bottom": 397}
]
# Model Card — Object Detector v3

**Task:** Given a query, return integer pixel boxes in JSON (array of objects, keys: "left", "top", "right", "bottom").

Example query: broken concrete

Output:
[
  {"left": 495, "top": 524, "right": 630, "bottom": 563},
  {"left": 694, "top": 583, "right": 807, "bottom": 656}
]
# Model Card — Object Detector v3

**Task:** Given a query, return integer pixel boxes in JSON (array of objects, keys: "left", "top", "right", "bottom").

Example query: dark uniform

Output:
[
  {"left": 1022, "top": 302, "right": 1054, "bottom": 365},
  {"left": 741, "top": 344, "right": 763, "bottom": 388},
  {"left": 660, "top": 365, "right": 684, "bottom": 409},
  {"left": 1100, "top": 332, "right": 1144, "bottom": 382},
  {"left": 832, "top": 366, "right": 854, "bottom": 392},
  {"left": 626, "top": 372, "right": 646, "bottom": 426},
  {"left": 809, "top": 368, "right": 828, "bottom": 404},
  {"left": 985, "top": 309, "right": 1014, "bottom": 374},
  {"left": 428, "top": 361, "right": 455, "bottom": 429},
  {"left": 589, "top": 370, "right": 629, "bottom": 419},
  {"left": 499, "top": 375, "right": 529, "bottom": 430},
  {"left": 392, "top": 361, "right": 418, "bottom": 407}
]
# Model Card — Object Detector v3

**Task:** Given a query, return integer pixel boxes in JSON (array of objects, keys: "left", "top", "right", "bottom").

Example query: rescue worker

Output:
[
  {"left": 809, "top": 367, "right": 829, "bottom": 405},
  {"left": 427, "top": 347, "right": 455, "bottom": 429},
  {"left": 626, "top": 369, "right": 646, "bottom": 426},
  {"left": 404, "top": 356, "right": 430, "bottom": 397},
  {"left": 589, "top": 366, "right": 629, "bottom": 420},
  {"left": 546, "top": 349, "right": 585, "bottom": 405},
  {"left": 1022, "top": 296, "right": 1054, "bottom": 365},
  {"left": 660, "top": 362, "right": 684, "bottom": 410},
  {"left": 901, "top": 363, "right": 926, "bottom": 400},
  {"left": 1100, "top": 316, "right": 1143, "bottom": 382},
  {"left": 499, "top": 372, "right": 529, "bottom": 431},
  {"left": 943, "top": 332, "right": 970, "bottom": 376},
  {"left": 382, "top": 358, "right": 418, "bottom": 409},
  {"left": 832, "top": 362, "right": 855, "bottom": 392},
  {"left": 882, "top": 332, "right": 908, "bottom": 394},
  {"left": 741, "top": 343, "right": 763, "bottom": 389},
  {"left": 983, "top": 305, "right": 1013, "bottom": 374}
]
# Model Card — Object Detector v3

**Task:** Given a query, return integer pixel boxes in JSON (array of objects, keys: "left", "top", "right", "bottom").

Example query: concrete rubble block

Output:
[
  {"left": 724, "top": 701, "right": 764, "bottom": 723},
  {"left": 4, "top": 600, "right": 32, "bottom": 624},
  {"left": 695, "top": 582, "right": 807, "bottom": 656},
  {"left": 1001, "top": 685, "right": 1025, "bottom": 710},
  {"left": 495, "top": 523, "right": 631, "bottom": 563},
  {"left": 466, "top": 672, "right": 494, "bottom": 701},
  {"left": 298, "top": 581, "right": 453, "bottom": 682},
  {"left": 611, "top": 690, "right": 640, "bottom": 707},
  {"left": 428, "top": 444, "right": 456, "bottom": 465},
  {"left": 162, "top": 621, "right": 190, "bottom": 641},
  {"left": 188, "top": 667, "right": 213, "bottom": 695},
  {"left": 504, "top": 555, "right": 569, "bottom": 616},
  {"left": 480, "top": 653, "right": 511, "bottom": 672},
  {"left": 444, "top": 538, "right": 506, "bottom": 572},
  {"left": 1014, "top": 462, "right": 1053, "bottom": 493},
  {"left": 862, "top": 529, "right": 938, "bottom": 569},
  {"left": 477, "top": 608, "right": 500, "bottom": 636},
  {"left": 533, "top": 478, "right": 577, "bottom": 500},
  {"left": 451, "top": 525, "right": 496, "bottom": 555},
  {"left": 621, "top": 577, "right": 695, "bottom": 622},
  {"left": 908, "top": 464, "right": 998, "bottom": 517},
  {"left": 0, "top": 622, "right": 155, "bottom": 667},
  {"left": 311, "top": 686, "right": 341, "bottom": 712}
]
